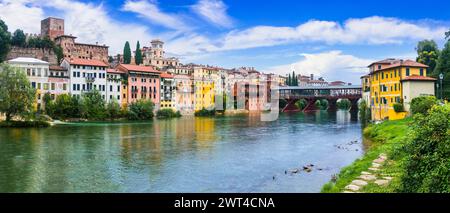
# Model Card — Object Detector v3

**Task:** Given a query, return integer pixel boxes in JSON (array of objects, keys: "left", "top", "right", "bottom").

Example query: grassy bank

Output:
[
  {"left": 0, "top": 120, "right": 51, "bottom": 128},
  {"left": 321, "top": 118, "right": 411, "bottom": 193}
]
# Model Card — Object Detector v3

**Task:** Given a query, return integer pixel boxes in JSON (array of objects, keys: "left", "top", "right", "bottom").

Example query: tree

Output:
[
  {"left": 446, "top": 29, "right": 450, "bottom": 40},
  {"left": 123, "top": 41, "right": 131, "bottom": 64},
  {"left": 106, "top": 99, "right": 121, "bottom": 120},
  {"left": 434, "top": 40, "right": 450, "bottom": 99},
  {"left": 287, "top": 74, "right": 291, "bottom": 86},
  {"left": 336, "top": 99, "right": 351, "bottom": 110},
  {"left": 410, "top": 96, "right": 438, "bottom": 115},
  {"left": 127, "top": 100, "right": 154, "bottom": 120},
  {"left": 135, "top": 41, "right": 143, "bottom": 65},
  {"left": 82, "top": 90, "right": 106, "bottom": 120},
  {"left": 0, "top": 19, "right": 11, "bottom": 63},
  {"left": 416, "top": 40, "right": 440, "bottom": 75},
  {"left": 292, "top": 71, "right": 298, "bottom": 86},
  {"left": 0, "top": 64, "right": 36, "bottom": 121},
  {"left": 11, "top": 29, "right": 26, "bottom": 47},
  {"left": 54, "top": 45, "right": 63, "bottom": 64},
  {"left": 52, "top": 94, "right": 73, "bottom": 119}
]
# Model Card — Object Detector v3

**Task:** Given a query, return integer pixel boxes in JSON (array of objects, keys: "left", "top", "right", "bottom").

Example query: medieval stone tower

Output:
[{"left": 41, "top": 17, "right": 65, "bottom": 40}]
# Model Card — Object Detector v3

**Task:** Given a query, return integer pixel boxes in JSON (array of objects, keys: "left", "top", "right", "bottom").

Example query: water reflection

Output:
[{"left": 0, "top": 111, "right": 363, "bottom": 192}]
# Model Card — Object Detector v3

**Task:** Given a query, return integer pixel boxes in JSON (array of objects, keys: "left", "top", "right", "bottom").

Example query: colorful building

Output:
[
  {"left": 174, "top": 74, "right": 195, "bottom": 114},
  {"left": 193, "top": 66, "right": 217, "bottom": 111},
  {"left": 160, "top": 73, "right": 176, "bottom": 110},
  {"left": 8, "top": 57, "right": 49, "bottom": 110},
  {"left": 116, "top": 64, "right": 161, "bottom": 107},
  {"left": 61, "top": 58, "right": 109, "bottom": 100},
  {"left": 48, "top": 65, "right": 70, "bottom": 100},
  {"left": 366, "top": 59, "right": 436, "bottom": 121}
]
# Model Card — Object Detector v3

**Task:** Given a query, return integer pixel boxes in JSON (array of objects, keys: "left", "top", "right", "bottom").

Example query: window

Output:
[
  {"left": 420, "top": 69, "right": 424, "bottom": 76},
  {"left": 406, "top": 68, "right": 410, "bottom": 76},
  {"left": 63, "top": 84, "right": 67, "bottom": 91},
  {"left": 73, "top": 84, "right": 76, "bottom": 91},
  {"left": 77, "top": 84, "right": 80, "bottom": 91},
  {"left": 117, "top": 95, "right": 120, "bottom": 100},
  {"left": 51, "top": 83, "right": 55, "bottom": 90},
  {"left": 110, "top": 85, "right": 113, "bottom": 92},
  {"left": 31, "top": 82, "right": 36, "bottom": 88}
]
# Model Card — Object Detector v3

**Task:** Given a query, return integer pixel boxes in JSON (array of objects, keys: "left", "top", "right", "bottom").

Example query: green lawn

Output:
[{"left": 321, "top": 118, "right": 411, "bottom": 193}]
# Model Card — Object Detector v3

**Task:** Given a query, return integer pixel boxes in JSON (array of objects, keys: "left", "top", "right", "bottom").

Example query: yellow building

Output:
[
  {"left": 367, "top": 59, "right": 436, "bottom": 121},
  {"left": 193, "top": 67, "right": 217, "bottom": 111}
]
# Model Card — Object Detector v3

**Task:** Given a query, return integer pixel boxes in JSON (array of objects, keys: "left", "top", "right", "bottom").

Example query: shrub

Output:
[
  {"left": 358, "top": 99, "right": 371, "bottom": 124},
  {"left": 82, "top": 90, "right": 106, "bottom": 120},
  {"left": 156, "top": 108, "right": 182, "bottom": 119},
  {"left": 0, "top": 120, "right": 50, "bottom": 128},
  {"left": 400, "top": 104, "right": 450, "bottom": 192},
  {"left": 195, "top": 108, "right": 216, "bottom": 117},
  {"left": 295, "top": 99, "right": 308, "bottom": 110},
  {"left": 337, "top": 99, "right": 351, "bottom": 110},
  {"left": 127, "top": 100, "right": 154, "bottom": 120},
  {"left": 106, "top": 99, "right": 121, "bottom": 120},
  {"left": 410, "top": 96, "right": 438, "bottom": 115},
  {"left": 315, "top": 99, "right": 329, "bottom": 110},
  {"left": 393, "top": 103, "right": 405, "bottom": 112}
]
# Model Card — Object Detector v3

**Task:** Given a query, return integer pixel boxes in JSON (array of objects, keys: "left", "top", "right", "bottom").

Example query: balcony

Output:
[{"left": 85, "top": 76, "right": 95, "bottom": 83}]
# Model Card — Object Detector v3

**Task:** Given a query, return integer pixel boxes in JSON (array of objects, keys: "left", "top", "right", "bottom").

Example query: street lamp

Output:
[{"left": 439, "top": 73, "right": 444, "bottom": 101}]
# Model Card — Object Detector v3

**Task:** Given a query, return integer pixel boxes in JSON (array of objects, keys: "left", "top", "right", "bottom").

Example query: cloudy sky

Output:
[{"left": 1, "top": 0, "right": 450, "bottom": 83}]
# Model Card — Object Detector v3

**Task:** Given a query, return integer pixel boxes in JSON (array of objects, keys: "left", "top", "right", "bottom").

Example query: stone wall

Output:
[{"left": 6, "top": 46, "right": 58, "bottom": 65}]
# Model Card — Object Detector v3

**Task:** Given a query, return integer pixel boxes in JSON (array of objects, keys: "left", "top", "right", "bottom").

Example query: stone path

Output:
[{"left": 343, "top": 153, "right": 393, "bottom": 193}]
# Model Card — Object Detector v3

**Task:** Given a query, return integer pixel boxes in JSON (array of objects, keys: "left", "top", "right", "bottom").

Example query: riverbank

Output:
[
  {"left": 321, "top": 118, "right": 410, "bottom": 193},
  {"left": 0, "top": 120, "right": 51, "bottom": 128}
]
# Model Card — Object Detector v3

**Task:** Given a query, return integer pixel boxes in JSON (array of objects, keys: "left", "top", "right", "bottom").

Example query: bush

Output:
[
  {"left": 315, "top": 99, "right": 329, "bottom": 110},
  {"left": 82, "top": 90, "right": 106, "bottom": 120},
  {"left": 295, "top": 99, "right": 307, "bottom": 110},
  {"left": 358, "top": 99, "right": 371, "bottom": 124},
  {"left": 156, "top": 108, "right": 182, "bottom": 119},
  {"left": 337, "top": 99, "right": 351, "bottom": 110},
  {"left": 106, "top": 99, "right": 121, "bottom": 120},
  {"left": 0, "top": 120, "right": 50, "bottom": 128},
  {"left": 400, "top": 104, "right": 450, "bottom": 192},
  {"left": 393, "top": 103, "right": 405, "bottom": 112},
  {"left": 195, "top": 108, "right": 216, "bottom": 117},
  {"left": 410, "top": 96, "right": 438, "bottom": 115},
  {"left": 127, "top": 100, "right": 154, "bottom": 120}
]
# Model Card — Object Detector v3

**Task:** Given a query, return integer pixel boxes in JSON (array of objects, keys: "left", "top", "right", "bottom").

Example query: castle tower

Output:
[
  {"left": 41, "top": 17, "right": 64, "bottom": 40},
  {"left": 150, "top": 39, "right": 164, "bottom": 58}
]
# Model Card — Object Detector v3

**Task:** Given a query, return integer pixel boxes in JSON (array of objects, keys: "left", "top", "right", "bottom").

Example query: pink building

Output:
[{"left": 116, "top": 64, "right": 161, "bottom": 106}]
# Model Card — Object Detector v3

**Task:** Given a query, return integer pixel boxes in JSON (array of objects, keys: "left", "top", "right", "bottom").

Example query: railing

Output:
[{"left": 85, "top": 76, "right": 95, "bottom": 83}]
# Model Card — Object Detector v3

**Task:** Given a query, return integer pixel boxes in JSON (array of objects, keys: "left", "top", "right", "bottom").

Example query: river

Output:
[{"left": 0, "top": 110, "right": 366, "bottom": 193}]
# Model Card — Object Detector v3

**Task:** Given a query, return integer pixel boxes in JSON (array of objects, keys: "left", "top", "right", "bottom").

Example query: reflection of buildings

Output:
[{"left": 195, "top": 118, "right": 216, "bottom": 147}]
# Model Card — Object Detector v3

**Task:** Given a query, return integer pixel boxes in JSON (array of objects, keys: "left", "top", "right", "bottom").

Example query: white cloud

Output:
[
  {"left": 0, "top": 0, "right": 44, "bottom": 33},
  {"left": 192, "top": 0, "right": 233, "bottom": 28},
  {"left": 122, "top": 0, "right": 188, "bottom": 32},
  {"left": 264, "top": 51, "right": 374, "bottom": 84}
]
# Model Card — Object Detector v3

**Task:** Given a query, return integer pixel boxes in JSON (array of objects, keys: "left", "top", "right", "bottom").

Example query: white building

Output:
[
  {"left": 106, "top": 69, "right": 123, "bottom": 104},
  {"left": 61, "top": 58, "right": 108, "bottom": 100},
  {"left": 48, "top": 65, "right": 70, "bottom": 100},
  {"left": 8, "top": 57, "right": 50, "bottom": 109}
]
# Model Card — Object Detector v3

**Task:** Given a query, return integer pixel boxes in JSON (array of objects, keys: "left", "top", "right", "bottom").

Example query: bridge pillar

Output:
[{"left": 303, "top": 98, "right": 318, "bottom": 111}]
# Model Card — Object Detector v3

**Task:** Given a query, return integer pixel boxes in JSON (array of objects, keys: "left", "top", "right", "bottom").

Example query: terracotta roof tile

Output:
[
  {"left": 401, "top": 75, "right": 436, "bottom": 81},
  {"left": 160, "top": 73, "right": 173, "bottom": 78},
  {"left": 66, "top": 58, "right": 108, "bottom": 67},
  {"left": 49, "top": 65, "right": 67, "bottom": 71},
  {"left": 118, "top": 64, "right": 160, "bottom": 74}
]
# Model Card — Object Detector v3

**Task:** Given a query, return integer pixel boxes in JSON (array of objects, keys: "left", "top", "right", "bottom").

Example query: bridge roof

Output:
[{"left": 274, "top": 85, "right": 362, "bottom": 90}]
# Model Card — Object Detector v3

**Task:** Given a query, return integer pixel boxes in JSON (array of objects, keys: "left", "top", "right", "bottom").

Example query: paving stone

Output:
[
  {"left": 360, "top": 174, "right": 377, "bottom": 181},
  {"left": 368, "top": 167, "right": 379, "bottom": 171},
  {"left": 372, "top": 163, "right": 381, "bottom": 168},
  {"left": 383, "top": 176, "right": 393, "bottom": 180},
  {"left": 352, "top": 180, "right": 368, "bottom": 186},
  {"left": 345, "top": 184, "right": 360, "bottom": 191},
  {"left": 343, "top": 191, "right": 356, "bottom": 193},
  {"left": 373, "top": 158, "right": 385, "bottom": 164},
  {"left": 361, "top": 171, "right": 372, "bottom": 175},
  {"left": 375, "top": 179, "right": 390, "bottom": 186}
]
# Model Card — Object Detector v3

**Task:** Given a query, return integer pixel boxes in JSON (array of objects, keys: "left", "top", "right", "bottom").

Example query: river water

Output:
[{"left": 0, "top": 110, "right": 365, "bottom": 193}]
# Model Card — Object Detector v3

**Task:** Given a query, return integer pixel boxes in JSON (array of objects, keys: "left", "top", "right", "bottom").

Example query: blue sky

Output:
[{"left": 1, "top": 0, "right": 450, "bottom": 83}]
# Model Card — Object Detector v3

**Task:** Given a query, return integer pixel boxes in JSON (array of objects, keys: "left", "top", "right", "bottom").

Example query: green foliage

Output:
[
  {"left": 0, "top": 19, "right": 11, "bottom": 62},
  {"left": 287, "top": 74, "right": 291, "bottom": 86},
  {"left": 0, "top": 64, "right": 36, "bottom": 121},
  {"left": 11, "top": 29, "right": 26, "bottom": 47},
  {"left": 156, "top": 108, "right": 182, "bottom": 119},
  {"left": 194, "top": 108, "right": 216, "bottom": 117},
  {"left": 393, "top": 103, "right": 405, "bottom": 113},
  {"left": 358, "top": 99, "right": 371, "bottom": 124},
  {"left": 336, "top": 99, "right": 351, "bottom": 110},
  {"left": 315, "top": 99, "right": 328, "bottom": 110},
  {"left": 446, "top": 30, "right": 450, "bottom": 40},
  {"left": 416, "top": 40, "right": 439, "bottom": 75},
  {"left": 434, "top": 40, "right": 450, "bottom": 99},
  {"left": 106, "top": 99, "right": 121, "bottom": 120},
  {"left": 295, "top": 99, "right": 307, "bottom": 110},
  {"left": 410, "top": 96, "right": 438, "bottom": 115},
  {"left": 279, "top": 99, "right": 287, "bottom": 110},
  {"left": 82, "top": 90, "right": 106, "bottom": 120},
  {"left": 135, "top": 41, "right": 143, "bottom": 65},
  {"left": 42, "top": 92, "right": 52, "bottom": 112},
  {"left": 400, "top": 104, "right": 450, "bottom": 192},
  {"left": 27, "top": 36, "right": 54, "bottom": 49},
  {"left": 53, "top": 45, "right": 63, "bottom": 64},
  {"left": 127, "top": 100, "right": 155, "bottom": 120},
  {"left": 123, "top": 41, "right": 131, "bottom": 64}
]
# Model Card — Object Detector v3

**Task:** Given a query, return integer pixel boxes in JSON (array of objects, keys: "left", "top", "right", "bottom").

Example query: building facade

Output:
[
  {"left": 61, "top": 58, "right": 109, "bottom": 100},
  {"left": 106, "top": 69, "right": 124, "bottom": 104},
  {"left": 366, "top": 59, "right": 436, "bottom": 121},
  {"left": 116, "top": 64, "right": 161, "bottom": 107},
  {"left": 160, "top": 73, "right": 176, "bottom": 110},
  {"left": 193, "top": 66, "right": 217, "bottom": 111},
  {"left": 142, "top": 40, "right": 179, "bottom": 69}
]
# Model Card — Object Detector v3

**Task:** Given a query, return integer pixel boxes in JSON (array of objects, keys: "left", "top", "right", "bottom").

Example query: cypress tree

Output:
[
  {"left": 123, "top": 41, "right": 131, "bottom": 64},
  {"left": 135, "top": 41, "right": 142, "bottom": 65}
]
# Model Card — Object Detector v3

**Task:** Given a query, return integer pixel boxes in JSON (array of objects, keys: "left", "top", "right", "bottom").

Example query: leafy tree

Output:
[
  {"left": 295, "top": 99, "right": 307, "bottom": 110},
  {"left": 292, "top": 71, "right": 298, "bottom": 86},
  {"left": 287, "top": 74, "right": 291, "bottom": 86},
  {"left": 135, "top": 41, "right": 143, "bottom": 65},
  {"left": 336, "top": 99, "right": 351, "bottom": 110},
  {"left": 434, "top": 41, "right": 450, "bottom": 99},
  {"left": 0, "top": 64, "right": 36, "bottom": 121},
  {"left": 11, "top": 29, "right": 26, "bottom": 47},
  {"left": 42, "top": 92, "right": 52, "bottom": 112},
  {"left": 82, "top": 90, "right": 106, "bottom": 120},
  {"left": 108, "top": 56, "right": 114, "bottom": 64},
  {"left": 53, "top": 45, "right": 63, "bottom": 64},
  {"left": 127, "top": 100, "right": 154, "bottom": 120},
  {"left": 52, "top": 94, "right": 73, "bottom": 119},
  {"left": 446, "top": 29, "right": 450, "bottom": 40},
  {"left": 156, "top": 108, "right": 181, "bottom": 119},
  {"left": 358, "top": 99, "right": 371, "bottom": 124},
  {"left": 315, "top": 99, "right": 328, "bottom": 110},
  {"left": 0, "top": 19, "right": 11, "bottom": 63},
  {"left": 106, "top": 99, "right": 121, "bottom": 120},
  {"left": 416, "top": 40, "right": 439, "bottom": 75},
  {"left": 123, "top": 41, "right": 131, "bottom": 64}
]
